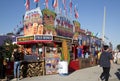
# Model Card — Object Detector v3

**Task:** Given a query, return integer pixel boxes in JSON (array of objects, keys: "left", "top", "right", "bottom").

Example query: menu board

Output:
[{"left": 45, "top": 47, "right": 61, "bottom": 74}]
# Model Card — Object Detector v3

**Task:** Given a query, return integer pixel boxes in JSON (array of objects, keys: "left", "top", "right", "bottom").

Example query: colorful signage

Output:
[
  {"left": 17, "top": 36, "right": 34, "bottom": 42},
  {"left": 24, "top": 7, "right": 43, "bottom": 25},
  {"left": 54, "top": 14, "right": 74, "bottom": 38},
  {"left": 23, "top": 7, "right": 43, "bottom": 36},
  {"left": 80, "top": 29, "right": 85, "bottom": 34},
  {"left": 35, "top": 35, "right": 53, "bottom": 40},
  {"left": 24, "top": 23, "right": 43, "bottom": 36},
  {"left": 53, "top": 36, "right": 72, "bottom": 43},
  {"left": 17, "top": 35, "right": 53, "bottom": 43}
]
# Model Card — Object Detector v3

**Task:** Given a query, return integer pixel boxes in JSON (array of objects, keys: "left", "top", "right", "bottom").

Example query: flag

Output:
[
  {"left": 62, "top": 0, "right": 66, "bottom": 10},
  {"left": 52, "top": 0, "right": 58, "bottom": 8},
  {"left": 14, "top": 28, "right": 16, "bottom": 32},
  {"left": 60, "top": 8, "right": 62, "bottom": 14},
  {"left": 34, "top": 0, "right": 39, "bottom": 3},
  {"left": 45, "top": 0, "right": 49, "bottom": 9},
  {"left": 95, "top": 32, "right": 99, "bottom": 37},
  {"left": 74, "top": 5, "right": 79, "bottom": 18},
  {"left": 25, "top": 0, "right": 30, "bottom": 10},
  {"left": 34, "top": 0, "right": 39, "bottom": 7},
  {"left": 69, "top": 0, "right": 72, "bottom": 13},
  {"left": 17, "top": 25, "right": 19, "bottom": 28}
]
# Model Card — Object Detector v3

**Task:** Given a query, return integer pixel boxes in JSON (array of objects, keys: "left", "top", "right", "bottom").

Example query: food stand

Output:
[
  {"left": 16, "top": 6, "right": 74, "bottom": 77},
  {"left": 15, "top": 3, "right": 103, "bottom": 77}
]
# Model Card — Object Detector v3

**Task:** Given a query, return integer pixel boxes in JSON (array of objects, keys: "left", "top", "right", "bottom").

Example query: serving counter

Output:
[{"left": 20, "top": 60, "right": 45, "bottom": 78}]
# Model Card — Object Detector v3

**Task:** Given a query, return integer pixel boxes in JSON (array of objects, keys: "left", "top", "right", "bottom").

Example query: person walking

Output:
[
  {"left": 99, "top": 45, "right": 113, "bottom": 81},
  {"left": 12, "top": 46, "right": 24, "bottom": 80},
  {"left": 116, "top": 50, "right": 120, "bottom": 64}
]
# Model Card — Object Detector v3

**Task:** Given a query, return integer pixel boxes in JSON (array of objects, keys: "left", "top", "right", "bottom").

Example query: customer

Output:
[
  {"left": 13, "top": 46, "right": 24, "bottom": 79},
  {"left": 99, "top": 45, "right": 113, "bottom": 81}
]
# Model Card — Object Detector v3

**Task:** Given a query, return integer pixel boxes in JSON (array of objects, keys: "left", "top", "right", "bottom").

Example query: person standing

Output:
[
  {"left": 0, "top": 50, "right": 4, "bottom": 79},
  {"left": 99, "top": 45, "right": 113, "bottom": 81},
  {"left": 13, "top": 46, "right": 24, "bottom": 79}
]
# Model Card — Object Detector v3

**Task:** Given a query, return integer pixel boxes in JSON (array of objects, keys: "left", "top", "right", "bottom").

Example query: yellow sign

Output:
[{"left": 17, "top": 36, "right": 34, "bottom": 42}]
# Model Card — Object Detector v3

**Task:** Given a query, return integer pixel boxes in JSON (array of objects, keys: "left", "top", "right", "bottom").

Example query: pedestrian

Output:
[
  {"left": 113, "top": 50, "right": 118, "bottom": 63},
  {"left": 0, "top": 50, "right": 4, "bottom": 79},
  {"left": 12, "top": 46, "right": 24, "bottom": 80},
  {"left": 97, "top": 49, "right": 102, "bottom": 65},
  {"left": 116, "top": 50, "right": 120, "bottom": 64},
  {"left": 99, "top": 45, "right": 113, "bottom": 81}
]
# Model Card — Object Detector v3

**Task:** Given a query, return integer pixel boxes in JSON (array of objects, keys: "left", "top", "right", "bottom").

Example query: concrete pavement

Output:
[{"left": 11, "top": 63, "right": 120, "bottom": 81}]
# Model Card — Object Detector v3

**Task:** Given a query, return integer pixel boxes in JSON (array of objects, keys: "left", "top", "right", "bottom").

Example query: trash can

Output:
[{"left": 58, "top": 61, "right": 68, "bottom": 75}]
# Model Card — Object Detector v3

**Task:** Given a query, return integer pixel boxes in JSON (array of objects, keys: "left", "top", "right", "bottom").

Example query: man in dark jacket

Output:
[{"left": 99, "top": 45, "right": 113, "bottom": 81}]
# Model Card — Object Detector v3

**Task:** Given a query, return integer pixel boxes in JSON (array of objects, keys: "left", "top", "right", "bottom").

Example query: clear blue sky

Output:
[{"left": 0, "top": 0, "right": 120, "bottom": 49}]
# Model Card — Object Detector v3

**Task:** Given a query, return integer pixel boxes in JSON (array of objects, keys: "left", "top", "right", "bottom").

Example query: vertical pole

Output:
[{"left": 102, "top": 6, "right": 106, "bottom": 43}]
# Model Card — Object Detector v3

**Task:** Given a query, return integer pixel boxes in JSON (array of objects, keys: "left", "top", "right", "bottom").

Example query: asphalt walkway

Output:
[{"left": 11, "top": 63, "right": 120, "bottom": 81}]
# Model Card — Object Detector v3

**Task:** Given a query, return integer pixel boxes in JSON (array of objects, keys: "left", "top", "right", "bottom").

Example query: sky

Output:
[{"left": 0, "top": 0, "right": 120, "bottom": 49}]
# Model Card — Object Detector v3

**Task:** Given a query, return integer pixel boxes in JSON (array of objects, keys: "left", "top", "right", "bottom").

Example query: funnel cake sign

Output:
[{"left": 55, "top": 15, "right": 74, "bottom": 38}]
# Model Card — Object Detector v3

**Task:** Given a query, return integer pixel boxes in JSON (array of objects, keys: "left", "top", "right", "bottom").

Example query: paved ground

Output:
[{"left": 10, "top": 63, "right": 120, "bottom": 81}]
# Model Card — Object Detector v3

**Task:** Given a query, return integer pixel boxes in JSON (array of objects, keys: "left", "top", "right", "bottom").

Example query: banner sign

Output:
[
  {"left": 24, "top": 7, "right": 43, "bottom": 25},
  {"left": 35, "top": 35, "right": 53, "bottom": 41},
  {"left": 17, "top": 36, "right": 34, "bottom": 42},
  {"left": 17, "top": 35, "right": 53, "bottom": 42},
  {"left": 55, "top": 15, "right": 74, "bottom": 38},
  {"left": 53, "top": 36, "right": 72, "bottom": 43}
]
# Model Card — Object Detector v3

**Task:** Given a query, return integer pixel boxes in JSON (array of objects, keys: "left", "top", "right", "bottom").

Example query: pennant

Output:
[
  {"left": 34, "top": 0, "right": 39, "bottom": 3},
  {"left": 34, "top": 0, "right": 39, "bottom": 7},
  {"left": 25, "top": 0, "right": 30, "bottom": 10},
  {"left": 69, "top": 0, "right": 72, "bottom": 13},
  {"left": 74, "top": 5, "right": 79, "bottom": 18},
  {"left": 95, "top": 32, "right": 99, "bottom": 37},
  {"left": 60, "top": 8, "right": 62, "bottom": 14},
  {"left": 45, "top": 0, "right": 49, "bottom": 9},
  {"left": 14, "top": 28, "right": 16, "bottom": 32},
  {"left": 62, "top": 0, "right": 66, "bottom": 10},
  {"left": 52, "top": 0, "right": 58, "bottom": 8}
]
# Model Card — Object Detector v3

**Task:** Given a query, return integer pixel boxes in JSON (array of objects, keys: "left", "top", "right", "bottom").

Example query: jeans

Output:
[{"left": 14, "top": 61, "right": 20, "bottom": 78}]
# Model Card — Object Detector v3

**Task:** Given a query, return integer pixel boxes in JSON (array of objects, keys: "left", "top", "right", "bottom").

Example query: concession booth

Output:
[{"left": 16, "top": 7, "right": 74, "bottom": 77}]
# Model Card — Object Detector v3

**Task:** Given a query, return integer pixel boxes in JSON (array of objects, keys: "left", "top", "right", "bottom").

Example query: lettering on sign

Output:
[
  {"left": 53, "top": 36, "right": 72, "bottom": 43},
  {"left": 35, "top": 35, "right": 53, "bottom": 40},
  {"left": 17, "top": 36, "right": 34, "bottom": 42}
]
